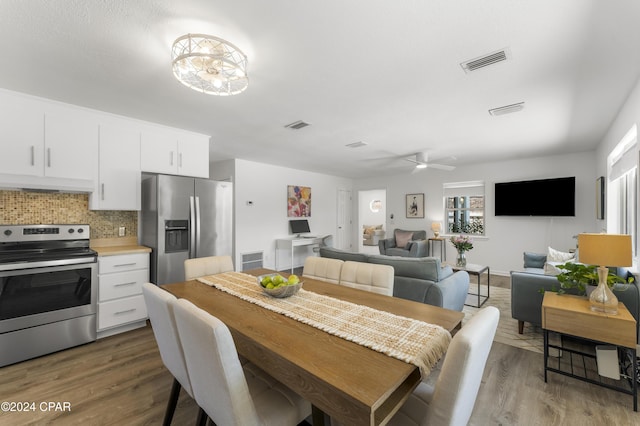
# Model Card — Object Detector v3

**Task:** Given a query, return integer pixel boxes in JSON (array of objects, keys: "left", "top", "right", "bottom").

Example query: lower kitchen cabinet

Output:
[{"left": 97, "top": 253, "right": 149, "bottom": 338}]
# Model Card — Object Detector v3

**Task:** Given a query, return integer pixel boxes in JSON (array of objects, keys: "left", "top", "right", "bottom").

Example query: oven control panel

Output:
[{"left": 0, "top": 224, "right": 90, "bottom": 241}]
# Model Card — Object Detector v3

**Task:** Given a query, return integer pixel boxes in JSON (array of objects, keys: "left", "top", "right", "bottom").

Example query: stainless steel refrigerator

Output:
[{"left": 141, "top": 173, "right": 233, "bottom": 284}]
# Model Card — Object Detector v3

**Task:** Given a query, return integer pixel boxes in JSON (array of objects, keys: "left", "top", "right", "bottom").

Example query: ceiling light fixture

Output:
[{"left": 171, "top": 33, "right": 248, "bottom": 96}]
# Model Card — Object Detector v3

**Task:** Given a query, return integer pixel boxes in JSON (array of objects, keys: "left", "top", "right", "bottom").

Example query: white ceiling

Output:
[{"left": 1, "top": 0, "right": 640, "bottom": 179}]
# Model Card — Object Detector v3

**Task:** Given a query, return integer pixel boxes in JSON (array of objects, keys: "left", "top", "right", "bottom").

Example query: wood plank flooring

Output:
[{"left": 1, "top": 289, "right": 639, "bottom": 425}]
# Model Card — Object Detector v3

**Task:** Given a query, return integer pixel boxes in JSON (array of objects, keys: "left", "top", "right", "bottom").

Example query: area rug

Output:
[{"left": 462, "top": 285, "right": 545, "bottom": 354}]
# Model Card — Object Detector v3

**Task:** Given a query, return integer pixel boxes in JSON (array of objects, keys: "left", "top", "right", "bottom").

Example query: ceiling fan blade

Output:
[{"left": 427, "top": 163, "right": 456, "bottom": 171}]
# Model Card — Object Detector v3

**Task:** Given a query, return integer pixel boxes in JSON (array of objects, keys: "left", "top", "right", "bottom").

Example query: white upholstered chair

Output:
[
  {"left": 142, "top": 283, "right": 201, "bottom": 426},
  {"left": 302, "top": 256, "right": 344, "bottom": 284},
  {"left": 173, "top": 298, "right": 312, "bottom": 426},
  {"left": 184, "top": 255, "right": 234, "bottom": 280},
  {"left": 338, "top": 260, "right": 394, "bottom": 296},
  {"left": 387, "top": 306, "right": 500, "bottom": 426}
]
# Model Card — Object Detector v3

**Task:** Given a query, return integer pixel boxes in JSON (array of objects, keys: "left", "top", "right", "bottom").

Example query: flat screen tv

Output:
[
  {"left": 495, "top": 176, "right": 575, "bottom": 216},
  {"left": 289, "top": 219, "right": 311, "bottom": 235}
]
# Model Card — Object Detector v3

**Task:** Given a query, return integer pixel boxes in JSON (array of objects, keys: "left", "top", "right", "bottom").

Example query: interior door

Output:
[{"left": 336, "top": 188, "right": 352, "bottom": 250}]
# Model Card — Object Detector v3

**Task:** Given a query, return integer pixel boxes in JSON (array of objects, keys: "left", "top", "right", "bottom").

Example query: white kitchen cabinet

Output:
[
  {"left": 44, "top": 108, "right": 98, "bottom": 181},
  {"left": 97, "top": 253, "right": 149, "bottom": 338},
  {"left": 90, "top": 123, "right": 141, "bottom": 210},
  {"left": 0, "top": 91, "right": 45, "bottom": 176},
  {"left": 140, "top": 127, "right": 209, "bottom": 178}
]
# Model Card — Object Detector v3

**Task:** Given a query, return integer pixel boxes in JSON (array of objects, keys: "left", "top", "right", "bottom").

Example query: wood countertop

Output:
[{"left": 90, "top": 237, "right": 152, "bottom": 256}]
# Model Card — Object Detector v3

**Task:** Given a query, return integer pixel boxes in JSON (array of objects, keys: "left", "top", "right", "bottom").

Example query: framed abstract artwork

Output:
[
  {"left": 406, "top": 193, "right": 424, "bottom": 218},
  {"left": 287, "top": 185, "right": 311, "bottom": 217}
]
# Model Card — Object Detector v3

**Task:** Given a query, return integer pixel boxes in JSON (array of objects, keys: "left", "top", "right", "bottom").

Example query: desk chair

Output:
[
  {"left": 184, "top": 255, "right": 234, "bottom": 280},
  {"left": 142, "top": 283, "right": 201, "bottom": 426},
  {"left": 387, "top": 306, "right": 500, "bottom": 426},
  {"left": 173, "top": 298, "right": 312, "bottom": 426},
  {"left": 302, "top": 256, "right": 344, "bottom": 284},
  {"left": 338, "top": 261, "right": 394, "bottom": 296}
]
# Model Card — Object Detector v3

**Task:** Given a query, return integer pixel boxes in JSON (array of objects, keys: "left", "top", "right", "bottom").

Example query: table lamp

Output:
[
  {"left": 578, "top": 233, "right": 632, "bottom": 315},
  {"left": 431, "top": 222, "right": 441, "bottom": 238}
]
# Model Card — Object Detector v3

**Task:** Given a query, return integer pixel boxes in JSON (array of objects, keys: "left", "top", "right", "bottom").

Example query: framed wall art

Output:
[
  {"left": 287, "top": 185, "right": 311, "bottom": 217},
  {"left": 406, "top": 193, "right": 424, "bottom": 218}
]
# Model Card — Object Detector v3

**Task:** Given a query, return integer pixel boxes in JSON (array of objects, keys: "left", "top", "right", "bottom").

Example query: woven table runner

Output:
[{"left": 197, "top": 272, "right": 452, "bottom": 376}]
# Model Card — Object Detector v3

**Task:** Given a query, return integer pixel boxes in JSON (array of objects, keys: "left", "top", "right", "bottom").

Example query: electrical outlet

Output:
[{"left": 118, "top": 226, "right": 125, "bottom": 237}]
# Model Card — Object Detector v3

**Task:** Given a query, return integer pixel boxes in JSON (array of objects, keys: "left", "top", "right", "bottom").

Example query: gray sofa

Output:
[
  {"left": 319, "top": 246, "right": 470, "bottom": 311},
  {"left": 378, "top": 229, "right": 428, "bottom": 257},
  {"left": 511, "top": 252, "right": 640, "bottom": 340}
]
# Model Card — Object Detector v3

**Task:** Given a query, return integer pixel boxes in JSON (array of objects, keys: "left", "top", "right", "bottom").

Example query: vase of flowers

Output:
[{"left": 450, "top": 235, "right": 473, "bottom": 267}]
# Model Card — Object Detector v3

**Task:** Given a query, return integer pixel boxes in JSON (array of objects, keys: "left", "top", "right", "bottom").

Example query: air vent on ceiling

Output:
[
  {"left": 460, "top": 48, "right": 510, "bottom": 73},
  {"left": 489, "top": 102, "right": 525, "bottom": 116},
  {"left": 345, "top": 141, "right": 368, "bottom": 148},
  {"left": 284, "top": 120, "right": 311, "bottom": 130}
]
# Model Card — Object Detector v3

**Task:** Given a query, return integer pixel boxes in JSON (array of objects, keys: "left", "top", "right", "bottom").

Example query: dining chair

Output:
[
  {"left": 142, "top": 283, "right": 202, "bottom": 426},
  {"left": 184, "top": 255, "right": 234, "bottom": 280},
  {"left": 173, "top": 298, "right": 312, "bottom": 426},
  {"left": 387, "top": 306, "right": 500, "bottom": 426},
  {"left": 302, "top": 256, "right": 344, "bottom": 284},
  {"left": 338, "top": 260, "right": 394, "bottom": 296}
]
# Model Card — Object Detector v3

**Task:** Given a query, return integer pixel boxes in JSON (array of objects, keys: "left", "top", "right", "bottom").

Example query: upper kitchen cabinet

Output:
[
  {"left": 140, "top": 127, "right": 209, "bottom": 178},
  {"left": 89, "top": 123, "right": 141, "bottom": 211},
  {"left": 44, "top": 108, "right": 98, "bottom": 181}
]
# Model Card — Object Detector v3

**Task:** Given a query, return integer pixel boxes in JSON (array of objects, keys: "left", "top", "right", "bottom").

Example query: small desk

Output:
[
  {"left": 163, "top": 269, "right": 464, "bottom": 426},
  {"left": 448, "top": 263, "right": 490, "bottom": 307},
  {"left": 428, "top": 238, "right": 446, "bottom": 261},
  {"left": 275, "top": 236, "right": 324, "bottom": 273},
  {"left": 542, "top": 292, "right": 637, "bottom": 411}
]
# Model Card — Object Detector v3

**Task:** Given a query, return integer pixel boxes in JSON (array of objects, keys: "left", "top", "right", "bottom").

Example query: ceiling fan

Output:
[{"left": 406, "top": 152, "right": 456, "bottom": 172}]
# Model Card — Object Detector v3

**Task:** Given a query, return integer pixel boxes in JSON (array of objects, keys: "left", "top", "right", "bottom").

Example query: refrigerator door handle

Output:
[
  {"left": 189, "top": 196, "right": 196, "bottom": 258},
  {"left": 195, "top": 196, "right": 202, "bottom": 257}
]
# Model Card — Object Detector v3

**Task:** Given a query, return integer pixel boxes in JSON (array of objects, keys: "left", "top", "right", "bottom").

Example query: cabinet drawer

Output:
[
  {"left": 99, "top": 269, "right": 148, "bottom": 302},
  {"left": 98, "top": 295, "right": 147, "bottom": 331},
  {"left": 99, "top": 253, "right": 149, "bottom": 274}
]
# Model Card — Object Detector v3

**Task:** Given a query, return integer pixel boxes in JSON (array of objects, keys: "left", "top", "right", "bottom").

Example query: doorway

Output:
[{"left": 358, "top": 189, "right": 387, "bottom": 254}]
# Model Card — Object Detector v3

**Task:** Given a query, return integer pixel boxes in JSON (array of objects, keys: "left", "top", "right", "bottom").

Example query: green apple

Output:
[
  {"left": 272, "top": 275, "right": 284, "bottom": 285},
  {"left": 261, "top": 276, "right": 272, "bottom": 287},
  {"left": 288, "top": 274, "right": 300, "bottom": 285}
]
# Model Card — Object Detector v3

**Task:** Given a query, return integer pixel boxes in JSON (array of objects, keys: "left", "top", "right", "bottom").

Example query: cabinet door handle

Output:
[
  {"left": 179, "top": 153, "right": 183, "bottom": 168},
  {"left": 114, "top": 308, "right": 136, "bottom": 315},
  {"left": 47, "top": 148, "right": 51, "bottom": 168},
  {"left": 114, "top": 281, "right": 136, "bottom": 287},
  {"left": 30, "top": 146, "right": 35, "bottom": 166},
  {"left": 113, "top": 263, "right": 136, "bottom": 268},
  {"left": 101, "top": 183, "right": 105, "bottom": 201},
  {"left": 170, "top": 151, "right": 174, "bottom": 166}
]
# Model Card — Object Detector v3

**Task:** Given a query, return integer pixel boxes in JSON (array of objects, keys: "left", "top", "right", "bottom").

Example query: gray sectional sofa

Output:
[
  {"left": 511, "top": 252, "right": 640, "bottom": 341},
  {"left": 319, "top": 246, "right": 470, "bottom": 311}
]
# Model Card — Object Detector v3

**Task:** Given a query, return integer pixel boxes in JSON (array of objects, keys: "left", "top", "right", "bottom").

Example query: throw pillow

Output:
[
  {"left": 523, "top": 252, "right": 546, "bottom": 269},
  {"left": 544, "top": 261, "right": 564, "bottom": 276},
  {"left": 395, "top": 230, "right": 414, "bottom": 248},
  {"left": 363, "top": 226, "right": 375, "bottom": 236},
  {"left": 547, "top": 246, "right": 575, "bottom": 262}
]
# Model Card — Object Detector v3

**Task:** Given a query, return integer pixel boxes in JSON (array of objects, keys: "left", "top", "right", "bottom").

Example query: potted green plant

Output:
[{"left": 552, "top": 262, "right": 633, "bottom": 295}]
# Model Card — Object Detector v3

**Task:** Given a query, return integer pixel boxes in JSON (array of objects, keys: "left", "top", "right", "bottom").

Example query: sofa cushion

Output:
[
  {"left": 523, "top": 252, "right": 546, "bottom": 269},
  {"left": 547, "top": 246, "right": 575, "bottom": 262},
  {"left": 319, "top": 246, "right": 369, "bottom": 263},
  {"left": 368, "top": 255, "right": 452, "bottom": 282},
  {"left": 395, "top": 230, "right": 414, "bottom": 248}
]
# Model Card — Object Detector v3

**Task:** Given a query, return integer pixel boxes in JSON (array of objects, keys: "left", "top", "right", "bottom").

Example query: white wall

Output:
[
  {"left": 354, "top": 151, "right": 598, "bottom": 275},
  {"left": 231, "top": 159, "right": 352, "bottom": 271}
]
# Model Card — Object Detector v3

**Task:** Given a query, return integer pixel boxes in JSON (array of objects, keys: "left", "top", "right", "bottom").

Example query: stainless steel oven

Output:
[{"left": 0, "top": 224, "right": 97, "bottom": 367}]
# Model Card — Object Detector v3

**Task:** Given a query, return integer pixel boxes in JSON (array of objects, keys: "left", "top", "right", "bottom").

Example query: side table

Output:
[
  {"left": 448, "top": 263, "right": 489, "bottom": 307},
  {"left": 542, "top": 292, "right": 637, "bottom": 411},
  {"left": 428, "top": 238, "right": 446, "bottom": 261}
]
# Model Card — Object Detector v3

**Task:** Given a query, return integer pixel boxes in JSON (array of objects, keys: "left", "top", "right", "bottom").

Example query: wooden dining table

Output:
[{"left": 162, "top": 268, "right": 464, "bottom": 426}]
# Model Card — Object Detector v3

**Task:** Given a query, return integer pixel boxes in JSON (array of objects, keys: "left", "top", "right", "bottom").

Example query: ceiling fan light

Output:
[
  {"left": 416, "top": 163, "right": 427, "bottom": 169},
  {"left": 172, "top": 33, "right": 248, "bottom": 96}
]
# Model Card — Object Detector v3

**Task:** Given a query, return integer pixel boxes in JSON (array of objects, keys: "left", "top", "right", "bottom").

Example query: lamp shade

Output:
[
  {"left": 578, "top": 233, "right": 632, "bottom": 267},
  {"left": 431, "top": 222, "right": 441, "bottom": 232}
]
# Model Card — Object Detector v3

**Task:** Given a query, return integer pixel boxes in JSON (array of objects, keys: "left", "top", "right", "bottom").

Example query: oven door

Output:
[{"left": 0, "top": 262, "right": 97, "bottom": 334}]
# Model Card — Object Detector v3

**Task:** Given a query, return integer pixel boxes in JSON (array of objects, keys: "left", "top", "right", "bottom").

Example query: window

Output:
[
  {"left": 444, "top": 181, "right": 485, "bottom": 235},
  {"left": 607, "top": 125, "right": 637, "bottom": 256}
]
